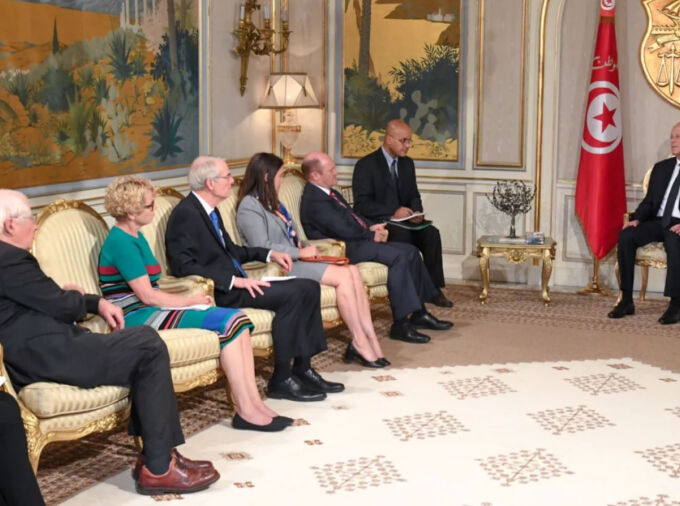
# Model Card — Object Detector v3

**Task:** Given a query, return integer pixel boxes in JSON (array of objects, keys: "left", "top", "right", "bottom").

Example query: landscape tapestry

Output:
[
  {"left": 341, "top": 0, "right": 461, "bottom": 162},
  {"left": 0, "top": 0, "right": 199, "bottom": 189}
]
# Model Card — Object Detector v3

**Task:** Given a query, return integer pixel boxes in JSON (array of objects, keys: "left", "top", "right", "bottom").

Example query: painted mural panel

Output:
[
  {"left": 0, "top": 0, "right": 198, "bottom": 189},
  {"left": 341, "top": 0, "right": 461, "bottom": 161}
]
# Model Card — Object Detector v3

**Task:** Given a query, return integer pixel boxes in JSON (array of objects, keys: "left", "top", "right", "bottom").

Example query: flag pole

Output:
[{"left": 578, "top": 255, "right": 611, "bottom": 296}]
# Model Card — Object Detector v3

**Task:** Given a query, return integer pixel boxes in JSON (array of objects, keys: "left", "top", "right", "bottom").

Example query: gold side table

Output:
[{"left": 476, "top": 235, "right": 557, "bottom": 305}]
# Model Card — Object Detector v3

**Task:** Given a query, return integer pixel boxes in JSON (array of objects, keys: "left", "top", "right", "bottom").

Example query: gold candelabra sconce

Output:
[{"left": 234, "top": 0, "right": 291, "bottom": 95}]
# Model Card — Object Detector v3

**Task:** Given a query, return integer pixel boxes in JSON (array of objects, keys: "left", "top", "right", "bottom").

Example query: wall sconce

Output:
[
  {"left": 234, "top": 0, "right": 291, "bottom": 95},
  {"left": 260, "top": 73, "right": 319, "bottom": 165}
]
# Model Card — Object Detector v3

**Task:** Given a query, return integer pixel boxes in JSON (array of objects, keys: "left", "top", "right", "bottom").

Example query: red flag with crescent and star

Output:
[{"left": 575, "top": 0, "right": 627, "bottom": 260}]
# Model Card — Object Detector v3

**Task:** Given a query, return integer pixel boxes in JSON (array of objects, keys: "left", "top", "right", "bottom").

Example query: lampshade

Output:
[{"left": 260, "top": 73, "right": 319, "bottom": 109}]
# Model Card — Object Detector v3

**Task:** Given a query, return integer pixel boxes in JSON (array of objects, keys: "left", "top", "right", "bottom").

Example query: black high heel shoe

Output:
[
  {"left": 344, "top": 343, "right": 384, "bottom": 368},
  {"left": 376, "top": 357, "right": 391, "bottom": 366}
]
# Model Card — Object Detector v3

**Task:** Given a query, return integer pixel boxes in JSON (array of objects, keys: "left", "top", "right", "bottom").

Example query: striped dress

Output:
[{"left": 98, "top": 226, "right": 253, "bottom": 348}]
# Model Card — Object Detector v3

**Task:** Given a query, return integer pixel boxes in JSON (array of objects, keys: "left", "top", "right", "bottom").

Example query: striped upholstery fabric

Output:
[
  {"left": 33, "top": 201, "right": 109, "bottom": 297},
  {"left": 19, "top": 383, "right": 129, "bottom": 418},
  {"left": 140, "top": 188, "right": 183, "bottom": 275}
]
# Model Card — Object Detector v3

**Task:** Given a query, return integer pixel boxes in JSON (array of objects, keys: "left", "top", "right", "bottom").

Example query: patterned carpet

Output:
[
  {"left": 36, "top": 283, "right": 676, "bottom": 504},
  {"left": 60, "top": 359, "right": 680, "bottom": 505}
]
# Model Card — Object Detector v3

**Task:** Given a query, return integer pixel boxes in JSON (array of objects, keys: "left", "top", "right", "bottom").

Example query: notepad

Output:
[
  {"left": 161, "top": 304, "right": 211, "bottom": 311},
  {"left": 261, "top": 276, "right": 297, "bottom": 282},
  {"left": 389, "top": 212, "right": 424, "bottom": 222}
]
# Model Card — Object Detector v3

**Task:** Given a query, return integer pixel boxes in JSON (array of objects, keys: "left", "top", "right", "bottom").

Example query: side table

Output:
[{"left": 476, "top": 235, "right": 557, "bottom": 305}]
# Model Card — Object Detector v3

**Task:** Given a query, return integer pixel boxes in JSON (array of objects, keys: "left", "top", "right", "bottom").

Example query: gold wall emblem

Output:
[{"left": 641, "top": 0, "right": 680, "bottom": 107}]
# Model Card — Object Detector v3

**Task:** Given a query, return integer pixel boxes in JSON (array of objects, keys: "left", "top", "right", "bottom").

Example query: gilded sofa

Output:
[{"left": 16, "top": 198, "right": 222, "bottom": 471}]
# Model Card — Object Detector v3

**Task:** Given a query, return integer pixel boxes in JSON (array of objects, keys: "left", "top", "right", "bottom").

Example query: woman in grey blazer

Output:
[{"left": 236, "top": 153, "right": 388, "bottom": 368}]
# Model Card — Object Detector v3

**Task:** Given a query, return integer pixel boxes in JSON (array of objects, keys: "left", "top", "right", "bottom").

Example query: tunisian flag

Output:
[{"left": 575, "top": 0, "right": 627, "bottom": 260}]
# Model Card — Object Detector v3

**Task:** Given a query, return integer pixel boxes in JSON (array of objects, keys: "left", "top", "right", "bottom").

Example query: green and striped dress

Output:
[{"left": 98, "top": 226, "right": 253, "bottom": 348}]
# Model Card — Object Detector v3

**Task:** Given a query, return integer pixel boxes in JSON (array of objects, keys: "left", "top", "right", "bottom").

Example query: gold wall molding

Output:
[
  {"left": 475, "top": 0, "right": 527, "bottom": 169},
  {"left": 534, "top": 0, "right": 552, "bottom": 233}
]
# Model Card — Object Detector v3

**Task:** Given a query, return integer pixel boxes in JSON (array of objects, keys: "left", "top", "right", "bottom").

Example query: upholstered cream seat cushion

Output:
[
  {"left": 157, "top": 328, "right": 220, "bottom": 366},
  {"left": 241, "top": 308, "right": 274, "bottom": 349},
  {"left": 636, "top": 242, "right": 667, "bottom": 263},
  {"left": 19, "top": 383, "right": 129, "bottom": 418},
  {"left": 357, "top": 261, "right": 389, "bottom": 299}
]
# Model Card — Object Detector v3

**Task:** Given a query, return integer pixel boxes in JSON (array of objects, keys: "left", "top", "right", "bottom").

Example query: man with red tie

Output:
[{"left": 300, "top": 152, "right": 453, "bottom": 345}]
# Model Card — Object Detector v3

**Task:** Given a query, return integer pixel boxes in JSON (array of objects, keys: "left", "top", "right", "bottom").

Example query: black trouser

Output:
[
  {"left": 4, "top": 327, "right": 184, "bottom": 464},
  {"left": 387, "top": 223, "right": 445, "bottom": 288},
  {"left": 216, "top": 278, "right": 327, "bottom": 365},
  {"left": 617, "top": 217, "right": 680, "bottom": 297},
  {"left": 347, "top": 240, "right": 439, "bottom": 320},
  {"left": 0, "top": 392, "right": 45, "bottom": 506}
]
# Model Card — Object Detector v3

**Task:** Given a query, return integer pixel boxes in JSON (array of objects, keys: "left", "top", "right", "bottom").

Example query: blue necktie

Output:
[{"left": 210, "top": 210, "right": 247, "bottom": 277}]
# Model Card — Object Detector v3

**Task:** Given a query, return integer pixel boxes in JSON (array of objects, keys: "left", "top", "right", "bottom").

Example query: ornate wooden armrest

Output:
[
  {"left": 157, "top": 275, "right": 215, "bottom": 299},
  {"left": 307, "top": 239, "right": 346, "bottom": 257}
]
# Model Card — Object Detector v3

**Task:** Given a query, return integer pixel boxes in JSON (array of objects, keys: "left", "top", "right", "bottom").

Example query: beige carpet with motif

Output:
[
  {"left": 35, "top": 283, "right": 680, "bottom": 505},
  {"left": 60, "top": 358, "right": 680, "bottom": 505}
]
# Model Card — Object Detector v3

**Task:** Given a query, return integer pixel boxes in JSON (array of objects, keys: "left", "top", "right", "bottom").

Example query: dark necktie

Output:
[
  {"left": 210, "top": 210, "right": 247, "bottom": 277},
  {"left": 390, "top": 158, "right": 398, "bottom": 182},
  {"left": 662, "top": 166, "right": 680, "bottom": 227},
  {"left": 329, "top": 191, "right": 368, "bottom": 229}
]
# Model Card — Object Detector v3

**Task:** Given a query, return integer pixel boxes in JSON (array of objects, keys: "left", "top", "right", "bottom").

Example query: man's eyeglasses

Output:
[
  {"left": 214, "top": 174, "right": 234, "bottom": 181},
  {"left": 391, "top": 136, "right": 412, "bottom": 146}
]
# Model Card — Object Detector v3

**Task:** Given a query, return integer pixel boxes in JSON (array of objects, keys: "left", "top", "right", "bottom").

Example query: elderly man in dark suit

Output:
[
  {"left": 0, "top": 189, "right": 219, "bottom": 496},
  {"left": 353, "top": 119, "right": 452, "bottom": 308},
  {"left": 609, "top": 122, "right": 680, "bottom": 324},
  {"left": 165, "top": 156, "right": 342, "bottom": 402},
  {"left": 299, "top": 152, "right": 452, "bottom": 345}
]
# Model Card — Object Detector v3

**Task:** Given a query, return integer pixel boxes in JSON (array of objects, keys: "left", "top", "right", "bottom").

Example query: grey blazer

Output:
[{"left": 236, "top": 195, "right": 327, "bottom": 282}]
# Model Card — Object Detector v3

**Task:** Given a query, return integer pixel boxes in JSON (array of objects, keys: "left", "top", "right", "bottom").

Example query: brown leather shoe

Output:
[
  {"left": 132, "top": 449, "right": 215, "bottom": 480},
  {"left": 136, "top": 455, "right": 220, "bottom": 495}
]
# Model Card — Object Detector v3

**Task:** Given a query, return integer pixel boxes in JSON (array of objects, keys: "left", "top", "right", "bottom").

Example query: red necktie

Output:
[{"left": 329, "top": 191, "right": 368, "bottom": 229}]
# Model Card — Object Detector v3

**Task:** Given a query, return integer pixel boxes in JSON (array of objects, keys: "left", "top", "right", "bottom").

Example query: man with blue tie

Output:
[
  {"left": 166, "top": 156, "right": 342, "bottom": 401},
  {"left": 609, "top": 122, "right": 680, "bottom": 324}
]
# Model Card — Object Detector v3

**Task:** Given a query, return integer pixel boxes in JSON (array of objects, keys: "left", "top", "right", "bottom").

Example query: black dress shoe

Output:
[
  {"left": 409, "top": 311, "right": 453, "bottom": 330},
  {"left": 430, "top": 291, "right": 453, "bottom": 308},
  {"left": 294, "top": 368, "right": 345, "bottom": 393},
  {"left": 377, "top": 357, "right": 391, "bottom": 366},
  {"left": 267, "top": 376, "right": 326, "bottom": 402},
  {"left": 607, "top": 300, "right": 635, "bottom": 319},
  {"left": 659, "top": 304, "right": 680, "bottom": 324},
  {"left": 344, "top": 343, "right": 384, "bottom": 368},
  {"left": 232, "top": 413, "right": 288, "bottom": 432},
  {"left": 390, "top": 322, "right": 430, "bottom": 343}
]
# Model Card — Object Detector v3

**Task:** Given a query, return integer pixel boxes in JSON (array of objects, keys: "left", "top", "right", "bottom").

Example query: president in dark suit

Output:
[
  {"left": 0, "top": 189, "right": 218, "bottom": 496},
  {"left": 353, "top": 119, "right": 452, "bottom": 308},
  {"left": 165, "top": 156, "right": 342, "bottom": 402},
  {"left": 609, "top": 122, "right": 680, "bottom": 324},
  {"left": 300, "top": 152, "right": 452, "bottom": 344}
]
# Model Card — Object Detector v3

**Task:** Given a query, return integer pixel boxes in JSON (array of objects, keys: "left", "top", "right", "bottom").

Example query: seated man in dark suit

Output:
[
  {"left": 609, "top": 122, "right": 680, "bottom": 324},
  {"left": 353, "top": 119, "right": 452, "bottom": 308},
  {"left": 0, "top": 391, "right": 45, "bottom": 506},
  {"left": 299, "top": 152, "right": 453, "bottom": 344},
  {"left": 165, "top": 156, "right": 342, "bottom": 402},
  {"left": 0, "top": 189, "right": 219, "bottom": 496}
]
